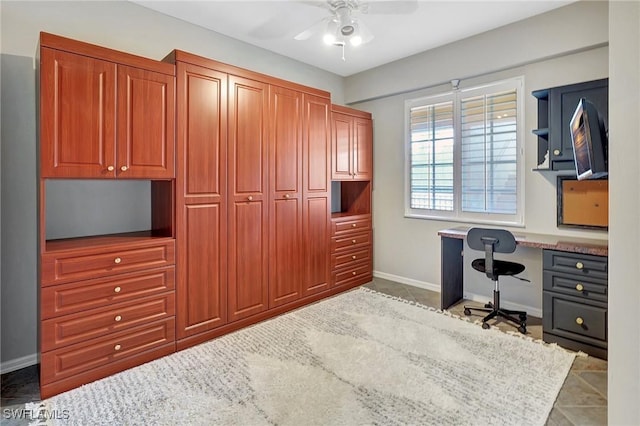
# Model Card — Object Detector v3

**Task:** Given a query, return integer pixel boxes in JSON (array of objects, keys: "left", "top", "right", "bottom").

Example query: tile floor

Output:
[{"left": 0, "top": 278, "right": 607, "bottom": 425}]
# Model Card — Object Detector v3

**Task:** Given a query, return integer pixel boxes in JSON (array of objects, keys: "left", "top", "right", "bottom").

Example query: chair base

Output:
[{"left": 463, "top": 290, "right": 527, "bottom": 334}]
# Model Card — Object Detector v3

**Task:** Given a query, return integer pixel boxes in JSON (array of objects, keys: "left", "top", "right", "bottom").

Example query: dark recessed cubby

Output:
[{"left": 331, "top": 180, "right": 371, "bottom": 217}]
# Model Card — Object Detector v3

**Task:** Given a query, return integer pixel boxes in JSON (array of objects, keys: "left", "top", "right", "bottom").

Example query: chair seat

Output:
[{"left": 471, "top": 258, "right": 525, "bottom": 277}]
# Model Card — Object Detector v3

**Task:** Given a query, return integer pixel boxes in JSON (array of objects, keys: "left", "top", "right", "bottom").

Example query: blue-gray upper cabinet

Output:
[{"left": 532, "top": 78, "right": 608, "bottom": 171}]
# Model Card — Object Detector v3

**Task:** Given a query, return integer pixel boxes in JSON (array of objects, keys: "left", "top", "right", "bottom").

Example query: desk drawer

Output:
[
  {"left": 42, "top": 294, "right": 175, "bottom": 351},
  {"left": 41, "top": 267, "right": 175, "bottom": 319},
  {"left": 543, "top": 291, "right": 607, "bottom": 345},
  {"left": 543, "top": 250, "right": 607, "bottom": 279},
  {"left": 543, "top": 270, "right": 607, "bottom": 303},
  {"left": 42, "top": 239, "right": 175, "bottom": 286},
  {"left": 41, "top": 318, "right": 175, "bottom": 385},
  {"left": 331, "top": 231, "right": 372, "bottom": 252}
]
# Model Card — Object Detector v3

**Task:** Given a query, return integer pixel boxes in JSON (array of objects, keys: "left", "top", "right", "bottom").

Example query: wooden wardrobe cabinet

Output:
[
  {"left": 39, "top": 33, "right": 177, "bottom": 399},
  {"left": 331, "top": 105, "right": 373, "bottom": 181},
  {"left": 40, "top": 34, "right": 175, "bottom": 179}
]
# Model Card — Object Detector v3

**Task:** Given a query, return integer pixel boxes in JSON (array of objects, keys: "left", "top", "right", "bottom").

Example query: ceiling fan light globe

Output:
[
  {"left": 323, "top": 33, "right": 336, "bottom": 45},
  {"left": 350, "top": 35, "right": 362, "bottom": 46}
]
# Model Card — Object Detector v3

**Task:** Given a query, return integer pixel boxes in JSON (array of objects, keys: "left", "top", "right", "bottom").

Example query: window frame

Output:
[{"left": 404, "top": 77, "right": 525, "bottom": 226}]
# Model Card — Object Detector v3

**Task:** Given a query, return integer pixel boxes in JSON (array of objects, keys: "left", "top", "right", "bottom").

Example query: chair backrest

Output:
[
  {"left": 467, "top": 228, "right": 517, "bottom": 254},
  {"left": 468, "top": 228, "right": 517, "bottom": 281}
]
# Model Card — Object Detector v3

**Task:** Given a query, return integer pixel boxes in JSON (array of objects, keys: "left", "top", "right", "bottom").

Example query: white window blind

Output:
[
  {"left": 409, "top": 101, "right": 454, "bottom": 211},
  {"left": 405, "top": 78, "right": 523, "bottom": 225}
]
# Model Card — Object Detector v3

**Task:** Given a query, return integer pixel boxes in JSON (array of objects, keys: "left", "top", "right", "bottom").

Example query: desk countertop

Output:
[{"left": 438, "top": 227, "right": 608, "bottom": 257}]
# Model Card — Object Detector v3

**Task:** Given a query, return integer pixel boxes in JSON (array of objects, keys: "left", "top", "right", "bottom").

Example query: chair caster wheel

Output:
[
  {"left": 464, "top": 308, "right": 471, "bottom": 316},
  {"left": 518, "top": 325, "right": 527, "bottom": 334},
  {"left": 482, "top": 322, "right": 490, "bottom": 330},
  {"left": 519, "top": 314, "right": 527, "bottom": 322}
]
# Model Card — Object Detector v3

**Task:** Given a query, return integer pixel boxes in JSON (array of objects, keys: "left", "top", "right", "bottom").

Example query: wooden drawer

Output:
[
  {"left": 332, "top": 247, "right": 371, "bottom": 270},
  {"left": 42, "top": 294, "right": 175, "bottom": 351},
  {"left": 41, "top": 267, "right": 175, "bottom": 319},
  {"left": 41, "top": 318, "right": 175, "bottom": 385},
  {"left": 543, "top": 270, "right": 607, "bottom": 303},
  {"left": 333, "top": 260, "right": 372, "bottom": 287},
  {"left": 331, "top": 231, "right": 372, "bottom": 252},
  {"left": 543, "top": 291, "right": 607, "bottom": 346},
  {"left": 332, "top": 217, "right": 371, "bottom": 235},
  {"left": 42, "top": 239, "right": 175, "bottom": 286},
  {"left": 543, "top": 250, "right": 607, "bottom": 279}
]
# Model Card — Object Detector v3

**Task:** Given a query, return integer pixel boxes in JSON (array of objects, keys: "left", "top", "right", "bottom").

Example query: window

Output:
[{"left": 405, "top": 78, "right": 524, "bottom": 225}]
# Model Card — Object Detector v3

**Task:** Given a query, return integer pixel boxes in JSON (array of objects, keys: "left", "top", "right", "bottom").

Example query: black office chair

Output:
[{"left": 463, "top": 228, "right": 528, "bottom": 334}]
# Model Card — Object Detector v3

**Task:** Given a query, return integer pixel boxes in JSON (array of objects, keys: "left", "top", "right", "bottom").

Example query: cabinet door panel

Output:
[
  {"left": 303, "top": 197, "right": 330, "bottom": 295},
  {"left": 229, "top": 201, "right": 268, "bottom": 321},
  {"left": 332, "top": 112, "right": 353, "bottom": 180},
  {"left": 178, "top": 64, "right": 227, "bottom": 203},
  {"left": 269, "top": 199, "right": 302, "bottom": 307},
  {"left": 354, "top": 117, "right": 373, "bottom": 180},
  {"left": 305, "top": 95, "right": 330, "bottom": 193},
  {"left": 117, "top": 66, "right": 175, "bottom": 178},
  {"left": 228, "top": 75, "right": 269, "bottom": 322},
  {"left": 41, "top": 48, "right": 116, "bottom": 178},
  {"left": 177, "top": 204, "right": 227, "bottom": 338}
]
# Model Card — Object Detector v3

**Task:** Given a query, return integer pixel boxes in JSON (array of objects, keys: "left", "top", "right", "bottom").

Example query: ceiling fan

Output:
[{"left": 294, "top": 0, "right": 418, "bottom": 58}]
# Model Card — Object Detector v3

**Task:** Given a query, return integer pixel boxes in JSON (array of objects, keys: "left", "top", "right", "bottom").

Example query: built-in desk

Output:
[{"left": 438, "top": 227, "right": 609, "bottom": 359}]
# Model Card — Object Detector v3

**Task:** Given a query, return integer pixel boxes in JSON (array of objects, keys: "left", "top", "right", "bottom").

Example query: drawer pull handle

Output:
[
  {"left": 114, "top": 315, "right": 122, "bottom": 322},
  {"left": 352, "top": 255, "right": 357, "bottom": 260},
  {"left": 575, "top": 262, "right": 584, "bottom": 270},
  {"left": 352, "top": 223, "right": 357, "bottom": 228},
  {"left": 114, "top": 257, "right": 122, "bottom": 264},
  {"left": 107, "top": 165, "right": 115, "bottom": 172},
  {"left": 575, "top": 317, "right": 584, "bottom": 325},
  {"left": 352, "top": 271, "right": 357, "bottom": 276},
  {"left": 120, "top": 166, "right": 128, "bottom": 172},
  {"left": 575, "top": 283, "right": 584, "bottom": 292},
  {"left": 114, "top": 344, "right": 122, "bottom": 351},
  {"left": 114, "top": 286, "right": 121, "bottom": 293},
  {"left": 352, "top": 239, "right": 357, "bottom": 244}
]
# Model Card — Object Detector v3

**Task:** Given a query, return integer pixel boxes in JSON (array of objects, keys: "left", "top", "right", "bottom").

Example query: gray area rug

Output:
[{"left": 32, "top": 288, "right": 575, "bottom": 425}]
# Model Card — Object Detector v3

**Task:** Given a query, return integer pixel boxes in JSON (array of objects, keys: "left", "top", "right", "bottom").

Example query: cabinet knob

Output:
[
  {"left": 114, "top": 315, "right": 122, "bottom": 322},
  {"left": 352, "top": 223, "right": 357, "bottom": 228},
  {"left": 284, "top": 194, "right": 290, "bottom": 199},
  {"left": 352, "top": 239, "right": 357, "bottom": 244},
  {"left": 352, "top": 255, "right": 357, "bottom": 260},
  {"left": 120, "top": 166, "right": 128, "bottom": 172},
  {"left": 575, "top": 262, "right": 584, "bottom": 270},
  {"left": 114, "top": 344, "right": 122, "bottom": 351},
  {"left": 575, "top": 283, "right": 584, "bottom": 292},
  {"left": 114, "top": 286, "right": 121, "bottom": 293},
  {"left": 352, "top": 271, "right": 357, "bottom": 276},
  {"left": 575, "top": 317, "right": 584, "bottom": 325},
  {"left": 114, "top": 257, "right": 122, "bottom": 264},
  {"left": 247, "top": 196, "right": 253, "bottom": 201},
  {"left": 553, "top": 149, "right": 561, "bottom": 156},
  {"left": 107, "top": 166, "right": 115, "bottom": 172}
]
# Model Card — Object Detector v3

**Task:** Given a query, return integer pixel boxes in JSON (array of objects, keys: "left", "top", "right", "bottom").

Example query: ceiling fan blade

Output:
[
  {"left": 362, "top": 0, "right": 418, "bottom": 15},
  {"left": 294, "top": 17, "right": 330, "bottom": 41}
]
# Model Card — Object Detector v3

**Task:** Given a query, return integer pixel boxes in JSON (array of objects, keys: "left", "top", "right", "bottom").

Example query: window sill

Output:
[{"left": 404, "top": 212, "right": 525, "bottom": 228}]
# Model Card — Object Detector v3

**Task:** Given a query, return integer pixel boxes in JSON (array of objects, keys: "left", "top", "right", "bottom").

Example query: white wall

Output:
[
  {"left": 608, "top": 1, "right": 640, "bottom": 424},
  {"left": 349, "top": 1, "right": 608, "bottom": 314},
  {"left": 0, "top": 0, "right": 345, "bottom": 371}
]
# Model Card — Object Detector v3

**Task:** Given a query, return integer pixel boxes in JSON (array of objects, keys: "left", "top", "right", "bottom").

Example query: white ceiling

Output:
[{"left": 133, "top": 0, "right": 575, "bottom": 77}]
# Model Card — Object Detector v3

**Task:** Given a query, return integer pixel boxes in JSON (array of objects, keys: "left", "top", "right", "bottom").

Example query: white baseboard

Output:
[
  {"left": 372, "top": 270, "right": 441, "bottom": 293},
  {"left": 372, "top": 270, "right": 542, "bottom": 318},
  {"left": 1, "top": 353, "right": 38, "bottom": 374}
]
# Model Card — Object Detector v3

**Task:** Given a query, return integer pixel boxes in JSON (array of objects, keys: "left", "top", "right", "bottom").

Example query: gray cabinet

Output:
[
  {"left": 533, "top": 78, "right": 608, "bottom": 171},
  {"left": 542, "top": 250, "right": 608, "bottom": 359}
]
